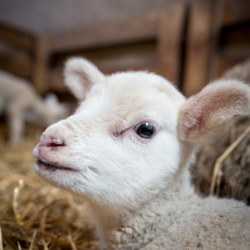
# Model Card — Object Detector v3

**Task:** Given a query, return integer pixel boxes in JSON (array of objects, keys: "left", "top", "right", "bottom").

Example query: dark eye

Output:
[{"left": 135, "top": 122, "right": 156, "bottom": 139}]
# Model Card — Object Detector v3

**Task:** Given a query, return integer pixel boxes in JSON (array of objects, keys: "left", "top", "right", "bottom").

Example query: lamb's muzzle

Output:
[
  {"left": 33, "top": 132, "right": 79, "bottom": 172},
  {"left": 32, "top": 57, "right": 250, "bottom": 250}
]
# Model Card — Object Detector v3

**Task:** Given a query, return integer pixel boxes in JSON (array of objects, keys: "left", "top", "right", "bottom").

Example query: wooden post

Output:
[
  {"left": 157, "top": 3, "right": 185, "bottom": 86},
  {"left": 183, "top": 0, "right": 223, "bottom": 97},
  {"left": 32, "top": 34, "right": 51, "bottom": 94}
]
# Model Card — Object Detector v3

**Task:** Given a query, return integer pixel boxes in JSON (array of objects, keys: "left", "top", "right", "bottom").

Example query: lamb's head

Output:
[
  {"left": 32, "top": 58, "right": 185, "bottom": 210},
  {"left": 32, "top": 58, "right": 250, "bottom": 213}
]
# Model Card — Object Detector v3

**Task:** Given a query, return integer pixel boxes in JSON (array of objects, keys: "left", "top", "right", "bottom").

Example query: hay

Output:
[
  {"left": 0, "top": 225, "right": 3, "bottom": 250},
  {"left": 210, "top": 125, "right": 250, "bottom": 196},
  {"left": 0, "top": 125, "right": 98, "bottom": 250}
]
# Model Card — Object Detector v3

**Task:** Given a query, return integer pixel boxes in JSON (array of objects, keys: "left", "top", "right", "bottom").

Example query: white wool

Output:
[
  {"left": 0, "top": 70, "right": 69, "bottom": 143},
  {"left": 33, "top": 58, "right": 250, "bottom": 250}
]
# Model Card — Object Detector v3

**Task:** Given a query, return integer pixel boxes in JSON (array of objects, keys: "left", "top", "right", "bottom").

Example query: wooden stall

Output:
[
  {"left": 0, "top": 22, "right": 51, "bottom": 93},
  {"left": 183, "top": 0, "right": 250, "bottom": 96},
  {"left": 0, "top": 2, "right": 186, "bottom": 95},
  {"left": 0, "top": 0, "right": 250, "bottom": 97},
  {"left": 49, "top": 3, "right": 186, "bottom": 93}
]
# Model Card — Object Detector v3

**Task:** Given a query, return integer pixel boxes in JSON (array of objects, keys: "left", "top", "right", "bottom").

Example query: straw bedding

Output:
[{"left": 0, "top": 125, "right": 98, "bottom": 250}]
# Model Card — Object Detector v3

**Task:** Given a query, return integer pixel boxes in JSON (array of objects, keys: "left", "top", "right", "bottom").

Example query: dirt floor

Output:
[{"left": 0, "top": 124, "right": 98, "bottom": 250}]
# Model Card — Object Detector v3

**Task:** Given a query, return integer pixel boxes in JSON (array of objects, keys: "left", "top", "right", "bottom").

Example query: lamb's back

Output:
[
  {"left": 0, "top": 70, "right": 38, "bottom": 114},
  {"left": 143, "top": 197, "right": 250, "bottom": 250},
  {"left": 0, "top": 70, "right": 35, "bottom": 100}
]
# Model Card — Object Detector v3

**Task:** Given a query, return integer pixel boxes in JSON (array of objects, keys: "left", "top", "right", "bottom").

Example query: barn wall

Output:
[{"left": 0, "top": 0, "right": 185, "bottom": 33}]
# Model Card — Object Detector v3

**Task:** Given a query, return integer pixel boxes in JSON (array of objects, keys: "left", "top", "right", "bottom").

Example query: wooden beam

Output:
[
  {"left": 51, "top": 11, "right": 159, "bottom": 52},
  {"left": 32, "top": 34, "right": 52, "bottom": 94},
  {"left": 49, "top": 62, "right": 157, "bottom": 93},
  {"left": 157, "top": 3, "right": 185, "bottom": 86},
  {"left": 183, "top": 0, "right": 223, "bottom": 97},
  {"left": 0, "top": 21, "right": 36, "bottom": 52},
  {"left": 49, "top": 42, "right": 157, "bottom": 92},
  {"left": 208, "top": 0, "right": 224, "bottom": 84}
]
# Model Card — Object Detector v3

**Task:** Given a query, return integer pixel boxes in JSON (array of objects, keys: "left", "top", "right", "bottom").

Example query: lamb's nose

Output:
[{"left": 39, "top": 135, "right": 65, "bottom": 148}]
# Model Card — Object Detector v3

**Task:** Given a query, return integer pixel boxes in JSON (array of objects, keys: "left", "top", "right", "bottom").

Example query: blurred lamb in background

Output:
[{"left": 0, "top": 70, "right": 69, "bottom": 143}]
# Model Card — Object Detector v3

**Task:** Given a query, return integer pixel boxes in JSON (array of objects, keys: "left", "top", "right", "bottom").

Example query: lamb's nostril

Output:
[{"left": 40, "top": 136, "right": 65, "bottom": 148}]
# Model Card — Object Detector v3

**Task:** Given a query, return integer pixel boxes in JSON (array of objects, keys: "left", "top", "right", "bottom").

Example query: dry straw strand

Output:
[
  {"left": 17, "top": 242, "right": 22, "bottom": 250},
  {"left": 42, "top": 240, "right": 49, "bottom": 250},
  {"left": 13, "top": 179, "right": 25, "bottom": 226},
  {"left": 68, "top": 233, "right": 77, "bottom": 250},
  {"left": 28, "top": 230, "right": 37, "bottom": 250},
  {"left": 210, "top": 124, "right": 250, "bottom": 196},
  {"left": 0, "top": 225, "right": 3, "bottom": 250},
  {"left": 39, "top": 208, "right": 48, "bottom": 234}
]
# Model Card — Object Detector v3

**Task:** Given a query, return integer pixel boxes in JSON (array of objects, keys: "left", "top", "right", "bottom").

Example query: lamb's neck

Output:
[{"left": 88, "top": 168, "right": 196, "bottom": 250}]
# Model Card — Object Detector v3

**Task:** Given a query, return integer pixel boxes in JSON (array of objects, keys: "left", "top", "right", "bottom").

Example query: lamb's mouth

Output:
[{"left": 37, "top": 159, "right": 77, "bottom": 172}]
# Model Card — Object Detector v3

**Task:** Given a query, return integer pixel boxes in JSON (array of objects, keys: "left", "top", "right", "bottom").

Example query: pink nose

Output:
[{"left": 39, "top": 135, "right": 65, "bottom": 148}]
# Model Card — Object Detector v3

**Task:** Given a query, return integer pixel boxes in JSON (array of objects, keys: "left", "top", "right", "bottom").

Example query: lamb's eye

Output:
[{"left": 135, "top": 122, "right": 156, "bottom": 139}]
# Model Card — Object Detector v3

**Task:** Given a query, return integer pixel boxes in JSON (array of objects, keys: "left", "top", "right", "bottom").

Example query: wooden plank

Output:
[
  {"left": 0, "top": 52, "right": 32, "bottom": 78},
  {"left": 208, "top": 0, "right": 224, "bottom": 84},
  {"left": 49, "top": 62, "right": 157, "bottom": 93},
  {"left": 32, "top": 34, "right": 52, "bottom": 93},
  {"left": 49, "top": 40, "right": 157, "bottom": 92},
  {"left": 51, "top": 11, "right": 159, "bottom": 52},
  {"left": 183, "top": 0, "right": 223, "bottom": 97},
  {"left": 52, "top": 40, "right": 156, "bottom": 69},
  {"left": 0, "top": 21, "right": 36, "bottom": 52},
  {"left": 157, "top": 3, "right": 185, "bottom": 86}
]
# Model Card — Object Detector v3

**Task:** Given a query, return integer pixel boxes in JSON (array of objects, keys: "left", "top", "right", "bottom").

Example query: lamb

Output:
[
  {"left": 0, "top": 70, "right": 69, "bottom": 143},
  {"left": 32, "top": 58, "right": 250, "bottom": 250}
]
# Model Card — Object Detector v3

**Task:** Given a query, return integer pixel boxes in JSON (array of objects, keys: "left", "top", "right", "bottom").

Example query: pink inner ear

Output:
[
  {"left": 179, "top": 90, "right": 229, "bottom": 142},
  {"left": 179, "top": 102, "right": 205, "bottom": 142},
  {"left": 184, "top": 109, "right": 203, "bottom": 136},
  {"left": 179, "top": 88, "right": 224, "bottom": 142},
  {"left": 179, "top": 82, "right": 250, "bottom": 142}
]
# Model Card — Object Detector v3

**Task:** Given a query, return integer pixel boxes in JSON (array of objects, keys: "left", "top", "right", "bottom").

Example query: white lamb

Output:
[
  {"left": 0, "top": 70, "right": 69, "bottom": 143},
  {"left": 33, "top": 58, "right": 250, "bottom": 250}
]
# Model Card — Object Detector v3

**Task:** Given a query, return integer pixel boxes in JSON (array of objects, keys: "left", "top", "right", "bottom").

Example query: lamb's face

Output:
[{"left": 33, "top": 59, "right": 185, "bottom": 208}]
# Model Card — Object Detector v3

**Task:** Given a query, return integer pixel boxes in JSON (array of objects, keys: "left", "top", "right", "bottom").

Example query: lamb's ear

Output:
[
  {"left": 178, "top": 79, "right": 250, "bottom": 143},
  {"left": 64, "top": 58, "right": 105, "bottom": 101}
]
